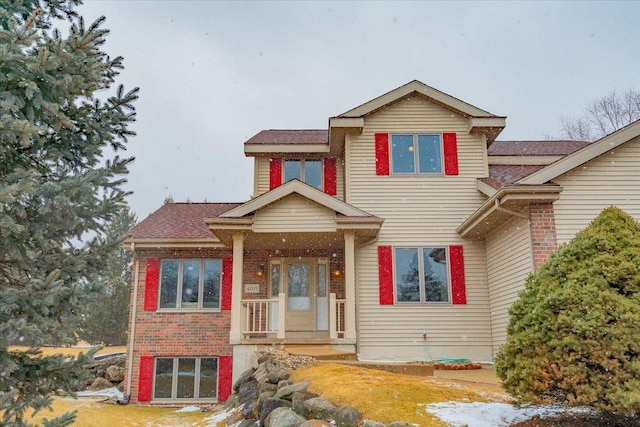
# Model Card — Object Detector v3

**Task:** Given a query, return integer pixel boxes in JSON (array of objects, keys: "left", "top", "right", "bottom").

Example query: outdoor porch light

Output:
[
  {"left": 257, "top": 263, "right": 265, "bottom": 277},
  {"left": 331, "top": 259, "right": 341, "bottom": 277}
]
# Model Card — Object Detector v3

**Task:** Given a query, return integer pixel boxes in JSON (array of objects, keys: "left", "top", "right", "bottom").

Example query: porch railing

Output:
[{"left": 241, "top": 293, "right": 345, "bottom": 340}]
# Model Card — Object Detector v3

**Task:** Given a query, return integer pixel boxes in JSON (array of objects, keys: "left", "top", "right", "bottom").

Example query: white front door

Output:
[{"left": 285, "top": 260, "right": 316, "bottom": 331}]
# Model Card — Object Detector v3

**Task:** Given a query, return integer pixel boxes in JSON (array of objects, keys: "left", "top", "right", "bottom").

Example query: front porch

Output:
[
  {"left": 205, "top": 181, "right": 384, "bottom": 349},
  {"left": 241, "top": 292, "right": 347, "bottom": 343}
]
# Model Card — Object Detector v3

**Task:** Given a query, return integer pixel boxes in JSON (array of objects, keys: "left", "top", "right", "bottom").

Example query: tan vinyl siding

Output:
[
  {"left": 253, "top": 194, "right": 336, "bottom": 233},
  {"left": 485, "top": 216, "right": 533, "bottom": 357},
  {"left": 253, "top": 157, "right": 345, "bottom": 201},
  {"left": 254, "top": 157, "right": 270, "bottom": 198},
  {"left": 350, "top": 95, "right": 492, "bottom": 361},
  {"left": 553, "top": 137, "right": 640, "bottom": 245}
]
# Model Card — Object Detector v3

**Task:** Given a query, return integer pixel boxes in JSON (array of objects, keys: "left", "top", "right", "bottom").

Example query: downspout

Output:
[
  {"left": 125, "top": 242, "right": 139, "bottom": 398},
  {"left": 494, "top": 199, "right": 528, "bottom": 219}
]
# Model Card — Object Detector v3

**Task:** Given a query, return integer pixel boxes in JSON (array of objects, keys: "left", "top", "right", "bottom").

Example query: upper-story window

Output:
[
  {"left": 284, "top": 159, "right": 322, "bottom": 190},
  {"left": 391, "top": 134, "right": 442, "bottom": 174},
  {"left": 159, "top": 259, "right": 222, "bottom": 309}
]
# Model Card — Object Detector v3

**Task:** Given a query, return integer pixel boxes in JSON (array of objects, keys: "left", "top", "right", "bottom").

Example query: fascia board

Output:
[{"left": 518, "top": 121, "right": 640, "bottom": 185}]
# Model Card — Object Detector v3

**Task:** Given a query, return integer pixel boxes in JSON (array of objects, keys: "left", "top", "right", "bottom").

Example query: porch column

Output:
[
  {"left": 229, "top": 232, "right": 244, "bottom": 343},
  {"left": 344, "top": 230, "right": 356, "bottom": 340}
]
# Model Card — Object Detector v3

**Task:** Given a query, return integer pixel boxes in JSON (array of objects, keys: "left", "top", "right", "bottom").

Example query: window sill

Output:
[{"left": 155, "top": 308, "right": 222, "bottom": 313}]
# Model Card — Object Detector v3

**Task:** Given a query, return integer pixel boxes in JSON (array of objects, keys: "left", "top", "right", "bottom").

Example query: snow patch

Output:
[
  {"left": 205, "top": 406, "right": 236, "bottom": 426},
  {"left": 76, "top": 387, "right": 124, "bottom": 401},
  {"left": 176, "top": 405, "right": 201, "bottom": 413},
  {"left": 425, "top": 401, "right": 592, "bottom": 427}
]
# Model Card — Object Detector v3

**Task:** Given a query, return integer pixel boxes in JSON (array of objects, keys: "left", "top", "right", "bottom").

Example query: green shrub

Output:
[{"left": 495, "top": 206, "right": 640, "bottom": 415}]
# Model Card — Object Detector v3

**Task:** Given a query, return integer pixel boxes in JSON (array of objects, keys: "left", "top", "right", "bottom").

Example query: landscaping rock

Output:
[
  {"left": 259, "top": 397, "right": 292, "bottom": 424},
  {"left": 226, "top": 407, "right": 245, "bottom": 425},
  {"left": 278, "top": 379, "right": 295, "bottom": 389},
  {"left": 303, "top": 397, "right": 339, "bottom": 421},
  {"left": 259, "top": 382, "right": 278, "bottom": 393},
  {"left": 275, "top": 381, "right": 309, "bottom": 400},
  {"left": 362, "top": 421, "right": 386, "bottom": 427},
  {"left": 116, "top": 380, "right": 125, "bottom": 392},
  {"left": 87, "top": 377, "right": 113, "bottom": 391},
  {"left": 268, "top": 369, "right": 290, "bottom": 384},
  {"left": 254, "top": 363, "right": 269, "bottom": 383},
  {"left": 234, "top": 368, "right": 257, "bottom": 392},
  {"left": 335, "top": 405, "right": 362, "bottom": 427},
  {"left": 238, "top": 379, "right": 259, "bottom": 405},
  {"left": 299, "top": 420, "right": 333, "bottom": 427},
  {"left": 387, "top": 422, "right": 415, "bottom": 427},
  {"left": 105, "top": 365, "right": 125, "bottom": 382},
  {"left": 237, "top": 420, "right": 258, "bottom": 427},
  {"left": 265, "top": 406, "right": 307, "bottom": 427},
  {"left": 292, "top": 391, "right": 319, "bottom": 415}
]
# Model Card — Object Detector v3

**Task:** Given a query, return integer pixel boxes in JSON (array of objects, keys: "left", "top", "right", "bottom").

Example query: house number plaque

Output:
[{"left": 244, "top": 283, "right": 260, "bottom": 294}]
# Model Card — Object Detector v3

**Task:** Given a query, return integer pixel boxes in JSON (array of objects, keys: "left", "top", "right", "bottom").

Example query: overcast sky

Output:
[{"left": 78, "top": 1, "right": 640, "bottom": 219}]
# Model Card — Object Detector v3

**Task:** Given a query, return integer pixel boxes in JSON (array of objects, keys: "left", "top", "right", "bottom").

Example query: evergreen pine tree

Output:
[
  {"left": 496, "top": 207, "right": 640, "bottom": 416},
  {"left": 78, "top": 207, "right": 137, "bottom": 346},
  {"left": 0, "top": 1, "right": 138, "bottom": 425}
]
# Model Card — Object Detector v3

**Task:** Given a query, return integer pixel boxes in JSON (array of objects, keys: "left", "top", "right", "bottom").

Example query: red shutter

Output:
[
  {"left": 143, "top": 258, "right": 159, "bottom": 311},
  {"left": 217, "top": 355, "right": 233, "bottom": 402},
  {"left": 449, "top": 245, "right": 466, "bottom": 304},
  {"left": 378, "top": 246, "right": 394, "bottom": 305},
  {"left": 138, "top": 355, "right": 154, "bottom": 402},
  {"left": 443, "top": 133, "right": 459, "bottom": 175},
  {"left": 269, "top": 158, "right": 282, "bottom": 190},
  {"left": 323, "top": 157, "right": 337, "bottom": 195},
  {"left": 375, "top": 133, "right": 390, "bottom": 175},
  {"left": 221, "top": 257, "right": 233, "bottom": 310}
]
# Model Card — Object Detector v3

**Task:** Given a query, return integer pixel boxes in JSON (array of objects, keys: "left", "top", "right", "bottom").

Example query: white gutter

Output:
[{"left": 125, "top": 242, "right": 139, "bottom": 398}]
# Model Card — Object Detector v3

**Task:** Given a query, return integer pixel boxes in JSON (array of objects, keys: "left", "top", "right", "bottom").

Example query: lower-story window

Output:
[
  {"left": 153, "top": 357, "right": 218, "bottom": 400},
  {"left": 394, "top": 247, "right": 449, "bottom": 303}
]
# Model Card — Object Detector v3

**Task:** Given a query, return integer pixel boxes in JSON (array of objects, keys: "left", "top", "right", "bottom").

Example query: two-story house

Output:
[{"left": 124, "top": 80, "right": 640, "bottom": 404}]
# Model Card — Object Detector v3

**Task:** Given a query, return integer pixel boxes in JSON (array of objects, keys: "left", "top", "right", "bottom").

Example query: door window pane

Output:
[
  {"left": 288, "top": 263, "right": 310, "bottom": 310},
  {"left": 153, "top": 358, "right": 173, "bottom": 399},
  {"left": 284, "top": 160, "right": 302, "bottom": 183},
  {"left": 160, "top": 260, "right": 178, "bottom": 308},
  {"left": 304, "top": 159, "right": 322, "bottom": 190},
  {"left": 176, "top": 358, "right": 196, "bottom": 399},
  {"left": 423, "top": 248, "right": 449, "bottom": 302},
  {"left": 391, "top": 135, "right": 415, "bottom": 173},
  {"left": 395, "top": 248, "right": 420, "bottom": 302},
  {"left": 318, "top": 263, "right": 327, "bottom": 297},
  {"left": 418, "top": 135, "right": 442, "bottom": 173},
  {"left": 203, "top": 260, "right": 221, "bottom": 308},
  {"left": 181, "top": 260, "right": 200, "bottom": 307},
  {"left": 199, "top": 358, "right": 218, "bottom": 398},
  {"left": 270, "top": 263, "right": 280, "bottom": 297}
]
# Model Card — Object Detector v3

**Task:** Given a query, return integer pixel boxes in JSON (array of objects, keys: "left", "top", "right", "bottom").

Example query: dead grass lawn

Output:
[
  {"left": 292, "top": 363, "right": 502, "bottom": 426},
  {"left": 27, "top": 397, "right": 210, "bottom": 426},
  {"left": 8, "top": 345, "right": 127, "bottom": 358}
]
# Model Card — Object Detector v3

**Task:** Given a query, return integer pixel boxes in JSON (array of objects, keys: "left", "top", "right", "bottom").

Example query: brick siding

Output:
[{"left": 528, "top": 202, "right": 558, "bottom": 269}]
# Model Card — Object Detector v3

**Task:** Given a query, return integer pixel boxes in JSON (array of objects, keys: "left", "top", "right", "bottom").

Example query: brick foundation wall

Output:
[
  {"left": 529, "top": 202, "right": 558, "bottom": 269},
  {"left": 125, "top": 246, "right": 345, "bottom": 403},
  {"left": 126, "top": 248, "right": 232, "bottom": 403}
]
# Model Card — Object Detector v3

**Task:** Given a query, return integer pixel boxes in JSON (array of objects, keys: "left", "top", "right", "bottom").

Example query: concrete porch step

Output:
[{"left": 284, "top": 345, "right": 358, "bottom": 361}]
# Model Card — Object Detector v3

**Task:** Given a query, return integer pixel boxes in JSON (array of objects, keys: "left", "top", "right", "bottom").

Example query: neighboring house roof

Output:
[
  {"left": 489, "top": 140, "right": 589, "bottom": 156},
  {"left": 244, "top": 129, "right": 328, "bottom": 145},
  {"left": 129, "top": 203, "right": 242, "bottom": 240},
  {"left": 518, "top": 119, "right": 640, "bottom": 185},
  {"left": 480, "top": 165, "right": 547, "bottom": 190}
]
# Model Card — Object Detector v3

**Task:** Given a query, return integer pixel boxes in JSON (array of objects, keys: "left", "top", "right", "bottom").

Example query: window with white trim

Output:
[
  {"left": 153, "top": 357, "right": 217, "bottom": 400},
  {"left": 394, "top": 247, "right": 449, "bottom": 302},
  {"left": 391, "top": 134, "right": 442, "bottom": 174},
  {"left": 283, "top": 158, "right": 322, "bottom": 189},
  {"left": 159, "top": 259, "right": 222, "bottom": 309}
]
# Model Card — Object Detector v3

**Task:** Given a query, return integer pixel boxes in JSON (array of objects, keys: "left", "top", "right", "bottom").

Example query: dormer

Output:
[{"left": 245, "top": 129, "right": 344, "bottom": 200}]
